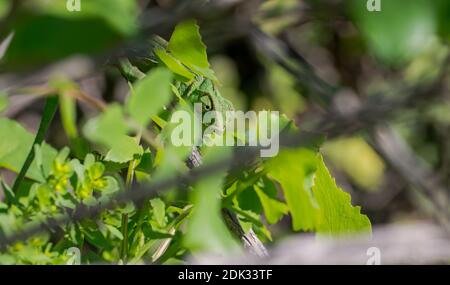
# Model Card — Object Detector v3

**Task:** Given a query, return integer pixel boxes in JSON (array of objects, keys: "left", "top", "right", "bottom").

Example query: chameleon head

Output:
[
  {"left": 199, "top": 93, "right": 214, "bottom": 112},
  {"left": 186, "top": 77, "right": 234, "bottom": 133}
]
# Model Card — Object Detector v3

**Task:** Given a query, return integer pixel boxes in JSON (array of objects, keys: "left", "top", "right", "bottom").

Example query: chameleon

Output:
[
  {"left": 178, "top": 75, "right": 233, "bottom": 115},
  {"left": 115, "top": 35, "right": 268, "bottom": 258},
  {"left": 116, "top": 36, "right": 234, "bottom": 134}
]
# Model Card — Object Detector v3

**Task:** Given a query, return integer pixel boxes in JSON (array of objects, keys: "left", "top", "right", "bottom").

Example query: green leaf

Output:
[
  {"left": 254, "top": 184, "right": 289, "bottom": 225},
  {"left": 266, "top": 148, "right": 371, "bottom": 236},
  {"left": 83, "top": 103, "right": 128, "bottom": 146},
  {"left": 105, "top": 224, "right": 123, "bottom": 240},
  {"left": 266, "top": 148, "right": 320, "bottom": 231},
  {"left": 236, "top": 187, "right": 262, "bottom": 214},
  {"left": 168, "top": 20, "right": 217, "bottom": 80},
  {"left": 169, "top": 20, "right": 209, "bottom": 69},
  {"left": 1, "top": 180, "right": 18, "bottom": 208},
  {"left": 349, "top": 0, "right": 437, "bottom": 66},
  {"left": 82, "top": 221, "right": 113, "bottom": 250},
  {"left": 231, "top": 206, "right": 263, "bottom": 228},
  {"left": 88, "top": 162, "right": 105, "bottom": 180},
  {"left": 0, "top": 92, "right": 8, "bottom": 113},
  {"left": 150, "top": 198, "right": 166, "bottom": 228},
  {"left": 11, "top": 96, "right": 58, "bottom": 193},
  {"left": 2, "top": 0, "right": 137, "bottom": 67},
  {"left": 184, "top": 147, "right": 239, "bottom": 254},
  {"left": 59, "top": 91, "right": 78, "bottom": 139},
  {"left": 0, "top": 121, "right": 57, "bottom": 184},
  {"left": 0, "top": 0, "right": 10, "bottom": 19},
  {"left": 127, "top": 67, "right": 173, "bottom": 127},
  {"left": 59, "top": 0, "right": 137, "bottom": 36},
  {"left": 312, "top": 155, "right": 372, "bottom": 236},
  {"left": 135, "top": 149, "right": 153, "bottom": 173},
  {"left": 155, "top": 49, "right": 195, "bottom": 81},
  {"left": 104, "top": 136, "right": 143, "bottom": 164},
  {"left": 100, "top": 176, "right": 120, "bottom": 195},
  {"left": 437, "top": 0, "right": 450, "bottom": 41}
]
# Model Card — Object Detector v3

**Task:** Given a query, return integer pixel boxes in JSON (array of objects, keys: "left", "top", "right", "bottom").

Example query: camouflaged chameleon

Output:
[{"left": 117, "top": 36, "right": 234, "bottom": 132}]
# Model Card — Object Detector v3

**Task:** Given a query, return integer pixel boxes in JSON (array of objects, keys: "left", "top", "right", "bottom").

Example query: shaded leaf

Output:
[
  {"left": 254, "top": 184, "right": 289, "bottom": 225},
  {"left": 3, "top": 0, "right": 137, "bottom": 67},
  {"left": 349, "top": 0, "right": 436, "bottom": 66}
]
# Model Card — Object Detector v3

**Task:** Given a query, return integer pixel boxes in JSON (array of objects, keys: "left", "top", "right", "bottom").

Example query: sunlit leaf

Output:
[
  {"left": 266, "top": 148, "right": 320, "bottom": 231},
  {"left": 83, "top": 103, "right": 128, "bottom": 146},
  {"left": 150, "top": 198, "right": 166, "bottom": 228},
  {"left": 0, "top": 118, "right": 57, "bottom": 182},
  {"left": 104, "top": 136, "right": 143, "bottom": 164},
  {"left": 168, "top": 20, "right": 217, "bottom": 80},
  {"left": 184, "top": 147, "right": 239, "bottom": 254},
  {"left": 155, "top": 49, "right": 195, "bottom": 81},
  {"left": 127, "top": 67, "right": 173, "bottom": 127},
  {"left": 313, "top": 155, "right": 372, "bottom": 236}
]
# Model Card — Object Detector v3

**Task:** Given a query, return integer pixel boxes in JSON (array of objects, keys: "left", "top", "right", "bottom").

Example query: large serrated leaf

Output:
[
  {"left": 266, "top": 148, "right": 371, "bottom": 236},
  {"left": 313, "top": 155, "right": 372, "bottom": 236},
  {"left": 168, "top": 20, "right": 217, "bottom": 81}
]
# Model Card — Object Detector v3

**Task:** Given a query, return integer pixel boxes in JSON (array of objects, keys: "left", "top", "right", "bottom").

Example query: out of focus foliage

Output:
[{"left": 0, "top": 0, "right": 449, "bottom": 264}]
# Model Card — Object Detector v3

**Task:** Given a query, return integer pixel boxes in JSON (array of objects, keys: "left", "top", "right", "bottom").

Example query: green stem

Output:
[
  {"left": 119, "top": 130, "right": 142, "bottom": 263},
  {"left": 120, "top": 213, "right": 129, "bottom": 263},
  {"left": 12, "top": 96, "right": 58, "bottom": 193},
  {"left": 117, "top": 60, "right": 145, "bottom": 263}
]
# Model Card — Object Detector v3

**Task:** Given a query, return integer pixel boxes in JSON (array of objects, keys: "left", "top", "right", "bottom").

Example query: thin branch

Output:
[{"left": 370, "top": 125, "right": 450, "bottom": 232}]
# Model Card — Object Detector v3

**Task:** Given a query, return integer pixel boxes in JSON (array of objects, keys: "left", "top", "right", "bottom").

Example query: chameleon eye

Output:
[{"left": 200, "top": 95, "right": 213, "bottom": 111}]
